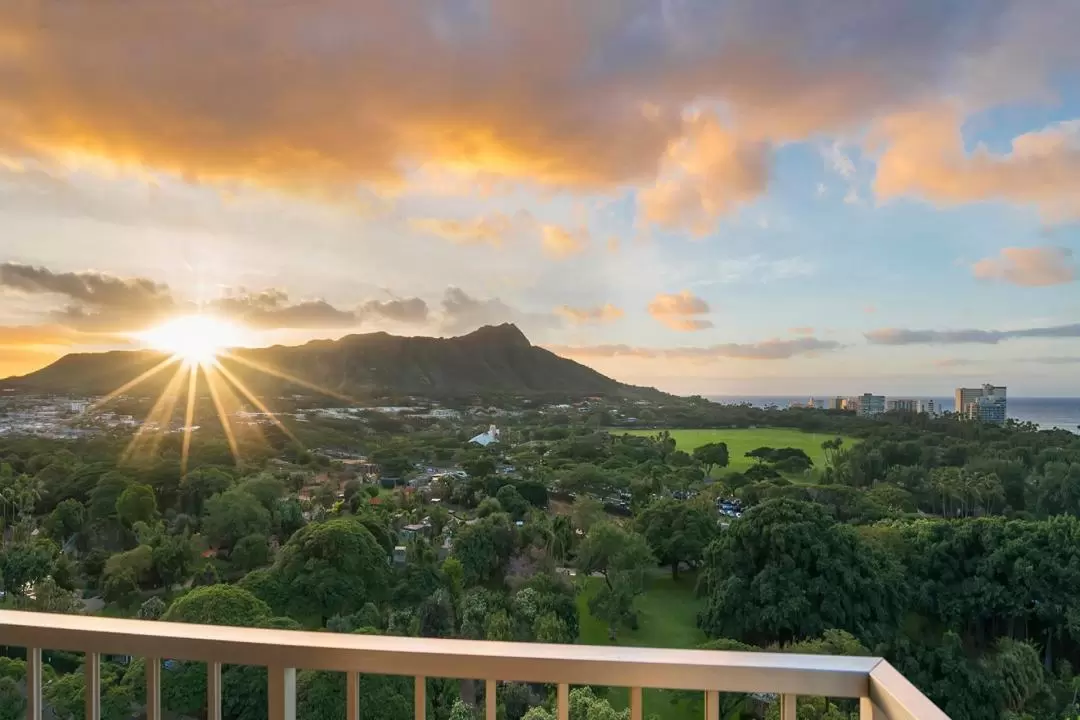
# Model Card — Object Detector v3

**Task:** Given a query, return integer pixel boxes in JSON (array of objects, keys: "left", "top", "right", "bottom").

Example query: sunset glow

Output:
[{"left": 139, "top": 316, "right": 243, "bottom": 366}]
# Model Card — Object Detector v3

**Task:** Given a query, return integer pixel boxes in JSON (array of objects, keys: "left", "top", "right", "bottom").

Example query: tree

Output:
[
  {"left": 202, "top": 488, "right": 271, "bottom": 550},
  {"left": 269, "top": 517, "right": 390, "bottom": 623},
  {"left": 138, "top": 595, "right": 167, "bottom": 619},
  {"left": 745, "top": 447, "right": 774, "bottom": 464},
  {"left": 43, "top": 498, "right": 85, "bottom": 543},
  {"left": 570, "top": 495, "right": 604, "bottom": 533},
  {"left": 152, "top": 533, "right": 195, "bottom": 588},
  {"left": 693, "top": 442, "right": 730, "bottom": 476},
  {"left": 231, "top": 533, "right": 271, "bottom": 571},
  {"left": 0, "top": 539, "right": 57, "bottom": 597},
  {"left": 297, "top": 657, "right": 412, "bottom": 720},
  {"left": 495, "top": 484, "right": 530, "bottom": 520},
  {"left": 179, "top": 467, "right": 233, "bottom": 516},
  {"left": 454, "top": 516, "right": 515, "bottom": 586},
  {"left": 116, "top": 483, "right": 158, "bottom": 527},
  {"left": 164, "top": 584, "right": 271, "bottom": 626},
  {"left": 273, "top": 496, "right": 306, "bottom": 541},
  {"left": 575, "top": 522, "right": 654, "bottom": 638},
  {"left": 237, "top": 473, "right": 286, "bottom": 508},
  {"left": 699, "top": 499, "right": 900, "bottom": 646},
  {"left": 89, "top": 471, "right": 131, "bottom": 522},
  {"left": 0, "top": 677, "right": 24, "bottom": 720},
  {"left": 635, "top": 498, "right": 715, "bottom": 579}
]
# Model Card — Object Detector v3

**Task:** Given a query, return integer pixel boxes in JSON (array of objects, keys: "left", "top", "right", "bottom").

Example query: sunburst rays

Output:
[{"left": 88, "top": 337, "right": 352, "bottom": 474}]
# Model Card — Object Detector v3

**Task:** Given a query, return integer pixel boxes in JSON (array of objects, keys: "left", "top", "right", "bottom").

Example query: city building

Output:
[
  {"left": 885, "top": 398, "right": 920, "bottom": 413},
  {"left": 856, "top": 393, "right": 886, "bottom": 417},
  {"left": 918, "top": 399, "right": 938, "bottom": 416},
  {"left": 829, "top": 397, "right": 846, "bottom": 411},
  {"left": 955, "top": 384, "right": 1007, "bottom": 424}
]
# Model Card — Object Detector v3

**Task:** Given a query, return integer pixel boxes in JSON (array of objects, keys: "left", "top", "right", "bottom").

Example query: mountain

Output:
[{"left": 1, "top": 324, "right": 663, "bottom": 400}]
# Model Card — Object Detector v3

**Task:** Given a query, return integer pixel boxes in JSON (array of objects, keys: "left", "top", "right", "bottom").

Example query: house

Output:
[{"left": 469, "top": 425, "right": 500, "bottom": 446}]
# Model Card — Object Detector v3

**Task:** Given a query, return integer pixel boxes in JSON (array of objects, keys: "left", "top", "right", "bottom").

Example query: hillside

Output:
[{"left": 1, "top": 324, "right": 662, "bottom": 400}]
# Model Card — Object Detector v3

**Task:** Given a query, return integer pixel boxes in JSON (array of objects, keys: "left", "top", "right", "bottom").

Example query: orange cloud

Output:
[
  {"left": 874, "top": 106, "right": 1080, "bottom": 219},
  {"left": 555, "top": 304, "right": 624, "bottom": 325},
  {"left": 541, "top": 225, "right": 587, "bottom": 259},
  {"left": 647, "top": 291, "right": 713, "bottom": 332},
  {"left": 972, "top": 246, "right": 1076, "bottom": 287},
  {"left": 409, "top": 214, "right": 514, "bottom": 247},
  {"left": 3, "top": 1, "right": 1067, "bottom": 204},
  {"left": 639, "top": 113, "right": 770, "bottom": 235}
]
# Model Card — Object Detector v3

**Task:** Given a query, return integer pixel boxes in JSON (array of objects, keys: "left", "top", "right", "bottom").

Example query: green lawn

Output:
[
  {"left": 617, "top": 427, "right": 856, "bottom": 476},
  {"left": 577, "top": 572, "right": 705, "bottom": 720}
]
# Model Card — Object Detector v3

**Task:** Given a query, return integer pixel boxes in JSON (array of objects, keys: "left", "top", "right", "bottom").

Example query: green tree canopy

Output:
[
  {"left": 635, "top": 498, "right": 715, "bottom": 579},
  {"left": 268, "top": 517, "right": 390, "bottom": 624},
  {"left": 699, "top": 499, "right": 900, "bottom": 646},
  {"left": 115, "top": 483, "right": 158, "bottom": 527},
  {"left": 202, "top": 488, "right": 271, "bottom": 550}
]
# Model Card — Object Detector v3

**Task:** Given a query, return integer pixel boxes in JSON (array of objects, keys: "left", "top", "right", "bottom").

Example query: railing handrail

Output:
[{"left": 0, "top": 610, "right": 949, "bottom": 719}]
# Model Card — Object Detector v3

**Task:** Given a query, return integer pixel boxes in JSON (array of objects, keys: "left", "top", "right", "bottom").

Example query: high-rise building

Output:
[
  {"left": 918, "top": 399, "right": 938, "bottom": 416},
  {"left": 886, "top": 398, "right": 920, "bottom": 413},
  {"left": 829, "top": 397, "right": 846, "bottom": 411},
  {"left": 856, "top": 393, "right": 886, "bottom": 417},
  {"left": 954, "top": 384, "right": 1007, "bottom": 424}
]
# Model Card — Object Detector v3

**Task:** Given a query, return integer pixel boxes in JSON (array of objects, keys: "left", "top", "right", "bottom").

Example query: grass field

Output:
[
  {"left": 577, "top": 572, "right": 705, "bottom": 720},
  {"left": 616, "top": 427, "right": 856, "bottom": 476}
]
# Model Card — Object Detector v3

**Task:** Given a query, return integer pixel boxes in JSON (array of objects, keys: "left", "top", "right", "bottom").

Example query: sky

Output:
[{"left": 1, "top": 0, "right": 1080, "bottom": 397}]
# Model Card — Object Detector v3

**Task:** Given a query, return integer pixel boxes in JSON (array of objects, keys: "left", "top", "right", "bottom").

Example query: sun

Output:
[{"left": 140, "top": 315, "right": 242, "bottom": 366}]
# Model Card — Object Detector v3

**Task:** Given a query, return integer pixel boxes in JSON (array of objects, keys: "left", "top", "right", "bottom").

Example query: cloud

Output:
[
  {"left": 439, "top": 287, "right": 556, "bottom": 337},
  {"left": 972, "top": 246, "right": 1076, "bottom": 287},
  {"left": 211, "top": 290, "right": 357, "bottom": 330},
  {"left": 0, "top": 262, "right": 177, "bottom": 330},
  {"left": 409, "top": 214, "right": 514, "bottom": 247},
  {"left": 1025, "top": 356, "right": 1080, "bottom": 365},
  {"left": 357, "top": 297, "right": 429, "bottom": 325},
  {"left": 647, "top": 291, "right": 713, "bottom": 331},
  {"left": 547, "top": 336, "right": 842, "bottom": 361},
  {"left": 639, "top": 113, "right": 770, "bottom": 235},
  {"left": 874, "top": 107, "right": 1080, "bottom": 219},
  {"left": 789, "top": 327, "right": 815, "bottom": 336},
  {"left": 541, "top": 225, "right": 588, "bottom": 259},
  {"left": 933, "top": 358, "right": 976, "bottom": 368},
  {"left": 555, "top": 304, "right": 624, "bottom": 325},
  {"left": 0, "top": 262, "right": 364, "bottom": 332},
  {"left": 0, "top": 262, "right": 173, "bottom": 311},
  {"left": 5, "top": 1, "right": 1063, "bottom": 206},
  {"left": 866, "top": 322, "right": 1080, "bottom": 345}
]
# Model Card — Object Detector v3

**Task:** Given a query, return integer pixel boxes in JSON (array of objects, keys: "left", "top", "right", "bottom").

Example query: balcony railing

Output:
[{"left": 0, "top": 609, "right": 948, "bottom": 720}]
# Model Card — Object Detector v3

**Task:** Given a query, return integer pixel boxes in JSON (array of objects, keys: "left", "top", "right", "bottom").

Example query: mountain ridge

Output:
[{"left": 1, "top": 323, "right": 665, "bottom": 400}]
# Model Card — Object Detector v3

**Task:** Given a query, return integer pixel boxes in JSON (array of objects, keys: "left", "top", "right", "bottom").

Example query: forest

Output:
[{"left": 0, "top": 400, "right": 1078, "bottom": 720}]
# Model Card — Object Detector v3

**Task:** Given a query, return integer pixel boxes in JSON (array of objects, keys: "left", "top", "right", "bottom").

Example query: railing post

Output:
[
  {"left": 557, "top": 683, "right": 569, "bottom": 720},
  {"left": 486, "top": 679, "right": 497, "bottom": 720},
  {"left": 146, "top": 657, "right": 161, "bottom": 720},
  {"left": 860, "top": 696, "right": 875, "bottom": 720},
  {"left": 27, "top": 647, "right": 42, "bottom": 720},
  {"left": 781, "top": 694, "right": 797, "bottom": 720},
  {"left": 207, "top": 662, "right": 222, "bottom": 720},
  {"left": 630, "top": 686, "right": 643, "bottom": 720},
  {"left": 414, "top": 675, "right": 426, "bottom": 720},
  {"left": 347, "top": 671, "right": 360, "bottom": 720},
  {"left": 705, "top": 690, "right": 719, "bottom": 720},
  {"left": 85, "top": 652, "right": 101, "bottom": 720},
  {"left": 268, "top": 666, "right": 297, "bottom": 720}
]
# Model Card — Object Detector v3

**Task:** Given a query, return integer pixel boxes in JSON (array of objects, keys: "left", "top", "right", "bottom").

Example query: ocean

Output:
[{"left": 706, "top": 396, "right": 1080, "bottom": 434}]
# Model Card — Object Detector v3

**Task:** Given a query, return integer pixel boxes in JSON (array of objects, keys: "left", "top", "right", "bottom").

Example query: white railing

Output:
[{"left": 0, "top": 610, "right": 948, "bottom": 720}]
